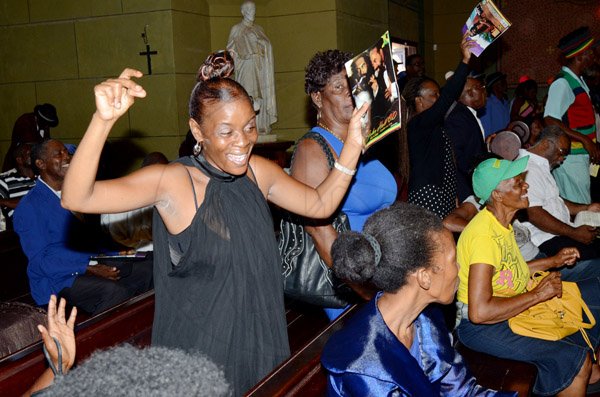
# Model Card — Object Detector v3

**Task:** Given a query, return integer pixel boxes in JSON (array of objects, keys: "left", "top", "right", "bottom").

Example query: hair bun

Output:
[
  {"left": 331, "top": 231, "right": 376, "bottom": 284},
  {"left": 197, "top": 50, "right": 235, "bottom": 82}
]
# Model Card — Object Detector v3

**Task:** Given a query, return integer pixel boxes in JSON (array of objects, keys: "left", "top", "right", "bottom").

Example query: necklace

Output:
[{"left": 317, "top": 121, "right": 345, "bottom": 143}]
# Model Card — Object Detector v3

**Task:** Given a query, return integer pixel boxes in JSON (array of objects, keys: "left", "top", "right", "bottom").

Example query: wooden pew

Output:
[
  {"left": 0, "top": 291, "right": 155, "bottom": 396},
  {"left": 0, "top": 293, "right": 330, "bottom": 396},
  {"left": 0, "top": 230, "right": 30, "bottom": 302},
  {"left": 0, "top": 283, "right": 536, "bottom": 397}
]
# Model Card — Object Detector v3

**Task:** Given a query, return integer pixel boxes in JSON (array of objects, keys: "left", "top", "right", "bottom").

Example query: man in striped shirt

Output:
[{"left": 0, "top": 143, "right": 35, "bottom": 230}]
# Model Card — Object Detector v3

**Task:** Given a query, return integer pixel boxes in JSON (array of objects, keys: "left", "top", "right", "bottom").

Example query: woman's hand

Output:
[
  {"left": 460, "top": 32, "right": 476, "bottom": 64},
  {"left": 551, "top": 247, "right": 580, "bottom": 268},
  {"left": 531, "top": 271, "right": 562, "bottom": 301},
  {"left": 94, "top": 68, "right": 147, "bottom": 123},
  {"left": 346, "top": 102, "right": 370, "bottom": 149},
  {"left": 37, "top": 295, "right": 77, "bottom": 374}
]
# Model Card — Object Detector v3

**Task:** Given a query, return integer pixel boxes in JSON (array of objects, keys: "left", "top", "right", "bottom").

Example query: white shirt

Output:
[
  {"left": 518, "top": 149, "right": 572, "bottom": 246},
  {"left": 467, "top": 106, "right": 485, "bottom": 140},
  {"left": 544, "top": 66, "right": 591, "bottom": 120},
  {"left": 38, "top": 176, "right": 61, "bottom": 199}
]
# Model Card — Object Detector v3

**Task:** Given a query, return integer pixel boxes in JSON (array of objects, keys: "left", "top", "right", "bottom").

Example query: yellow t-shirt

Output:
[{"left": 456, "top": 207, "right": 531, "bottom": 304}]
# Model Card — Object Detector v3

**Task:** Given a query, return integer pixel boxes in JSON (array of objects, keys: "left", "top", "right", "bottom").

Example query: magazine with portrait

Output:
[
  {"left": 462, "top": 0, "right": 511, "bottom": 57},
  {"left": 344, "top": 31, "right": 401, "bottom": 150}
]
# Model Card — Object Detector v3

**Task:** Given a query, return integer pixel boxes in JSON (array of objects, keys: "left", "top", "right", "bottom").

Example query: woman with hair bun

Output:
[
  {"left": 321, "top": 202, "right": 515, "bottom": 396},
  {"left": 61, "top": 51, "right": 369, "bottom": 395}
]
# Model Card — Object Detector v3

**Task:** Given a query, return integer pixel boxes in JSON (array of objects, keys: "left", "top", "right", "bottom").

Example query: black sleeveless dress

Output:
[{"left": 151, "top": 154, "right": 290, "bottom": 396}]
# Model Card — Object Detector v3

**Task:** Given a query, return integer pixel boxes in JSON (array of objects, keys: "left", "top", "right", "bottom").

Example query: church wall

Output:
[
  {"left": 0, "top": 0, "right": 496, "bottom": 164},
  {"left": 431, "top": 0, "right": 473, "bottom": 83},
  {"left": 335, "top": 0, "right": 388, "bottom": 56},
  {"left": 207, "top": 0, "right": 338, "bottom": 143},
  {"left": 0, "top": 0, "right": 212, "bottom": 167}
]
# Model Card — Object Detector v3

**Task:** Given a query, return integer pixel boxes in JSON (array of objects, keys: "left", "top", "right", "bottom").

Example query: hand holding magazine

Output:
[
  {"left": 344, "top": 31, "right": 402, "bottom": 150},
  {"left": 462, "top": 0, "right": 511, "bottom": 57}
]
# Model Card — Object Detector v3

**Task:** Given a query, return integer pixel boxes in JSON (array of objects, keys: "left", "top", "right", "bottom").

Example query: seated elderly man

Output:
[
  {"left": 0, "top": 142, "right": 36, "bottom": 230},
  {"left": 517, "top": 125, "right": 600, "bottom": 261},
  {"left": 13, "top": 139, "right": 152, "bottom": 315}
]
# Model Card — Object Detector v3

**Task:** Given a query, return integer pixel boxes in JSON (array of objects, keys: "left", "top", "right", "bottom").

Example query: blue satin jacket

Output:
[{"left": 321, "top": 293, "right": 517, "bottom": 397}]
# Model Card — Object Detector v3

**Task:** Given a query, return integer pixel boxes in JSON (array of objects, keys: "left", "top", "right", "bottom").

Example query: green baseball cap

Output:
[{"left": 473, "top": 156, "right": 529, "bottom": 205}]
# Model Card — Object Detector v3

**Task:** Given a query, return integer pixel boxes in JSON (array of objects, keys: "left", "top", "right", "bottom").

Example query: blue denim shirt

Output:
[{"left": 321, "top": 292, "right": 517, "bottom": 396}]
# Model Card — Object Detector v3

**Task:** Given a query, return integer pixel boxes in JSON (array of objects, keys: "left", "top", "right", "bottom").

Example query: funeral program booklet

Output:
[
  {"left": 344, "top": 31, "right": 402, "bottom": 150},
  {"left": 462, "top": 0, "right": 511, "bottom": 57}
]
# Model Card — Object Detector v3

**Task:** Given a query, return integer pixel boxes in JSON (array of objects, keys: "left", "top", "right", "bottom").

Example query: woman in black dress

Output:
[
  {"left": 403, "top": 34, "right": 474, "bottom": 218},
  {"left": 61, "top": 52, "right": 368, "bottom": 395}
]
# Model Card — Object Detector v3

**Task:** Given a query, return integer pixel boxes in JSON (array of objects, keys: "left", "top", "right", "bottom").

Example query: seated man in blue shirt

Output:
[{"left": 14, "top": 139, "right": 153, "bottom": 315}]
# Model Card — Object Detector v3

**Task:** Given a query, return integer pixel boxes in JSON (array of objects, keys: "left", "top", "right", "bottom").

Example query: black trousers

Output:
[
  {"left": 59, "top": 257, "right": 153, "bottom": 315},
  {"left": 539, "top": 235, "right": 600, "bottom": 262}
]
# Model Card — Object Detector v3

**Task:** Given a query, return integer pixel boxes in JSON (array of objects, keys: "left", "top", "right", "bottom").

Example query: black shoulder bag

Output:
[{"left": 278, "top": 131, "right": 355, "bottom": 308}]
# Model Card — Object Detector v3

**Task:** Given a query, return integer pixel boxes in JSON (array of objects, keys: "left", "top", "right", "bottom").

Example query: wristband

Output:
[{"left": 334, "top": 161, "right": 356, "bottom": 176}]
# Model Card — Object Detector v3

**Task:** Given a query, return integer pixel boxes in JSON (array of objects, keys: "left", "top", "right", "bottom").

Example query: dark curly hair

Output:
[
  {"left": 304, "top": 49, "right": 353, "bottom": 95},
  {"left": 402, "top": 76, "right": 438, "bottom": 118},
  {"left": 331, "top": 202, "right": 444, "bottom": 292},
  {"left": 189, "top": 50, "right": 250, "bottom": 125}
]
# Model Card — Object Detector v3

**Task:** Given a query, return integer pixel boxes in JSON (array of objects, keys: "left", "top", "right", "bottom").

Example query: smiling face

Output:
[
  {"left": 190, "top": 97, "right": 257, "bottom": 175},
  {"left": 495, "top": 173, "right": 529, "bottom": 210},
  {"left": 36, "top": 139, "right": 71, "bottom": 186},
  {"left": 427, "top": 229, "right": 459, "bottom": 304}
]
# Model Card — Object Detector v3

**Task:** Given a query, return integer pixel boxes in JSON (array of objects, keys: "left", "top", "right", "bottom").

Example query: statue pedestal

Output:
[{"left": 257, "top": 134, "right": 277, "bottom": 143}]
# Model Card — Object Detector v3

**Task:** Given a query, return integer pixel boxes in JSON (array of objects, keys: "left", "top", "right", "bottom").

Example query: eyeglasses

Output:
[{"left": 552, "top": 140, "right": 570, "bottom": 157}]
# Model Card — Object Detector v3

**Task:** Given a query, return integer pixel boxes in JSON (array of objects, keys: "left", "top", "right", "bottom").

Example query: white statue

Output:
[{"left": 227, "top": 1, "right": 277, "bottom": 135}]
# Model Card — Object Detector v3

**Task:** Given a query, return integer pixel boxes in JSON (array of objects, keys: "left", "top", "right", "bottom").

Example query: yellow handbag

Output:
[{"left": 508, "top": 271, "right": 596, "bottom": 355}]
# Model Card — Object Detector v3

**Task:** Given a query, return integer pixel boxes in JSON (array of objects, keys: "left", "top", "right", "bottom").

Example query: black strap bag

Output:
[{"left": 278, "top": 131, "right": 355, "bottom": 308}]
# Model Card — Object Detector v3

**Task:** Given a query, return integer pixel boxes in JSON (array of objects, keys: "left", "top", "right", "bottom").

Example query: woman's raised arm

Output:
[
  {"left": 253, "top": 103, "right": 368, "bottom": 219},
  {"left": 62, "top": 68, "right": 167, "bottom": 214}
]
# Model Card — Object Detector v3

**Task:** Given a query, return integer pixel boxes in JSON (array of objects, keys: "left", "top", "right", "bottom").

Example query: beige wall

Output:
[
  {"left": 431, "top": 0, "right": 472, "bottom": 83},
  {"left": 0, "top": 0, "right": 210, "bottom": 167},
  {"left": 208, "top": 0, "right": 338, "bottom": 142},
  {"left": 0, "top": 0, "right": 437, "bottom": 166}
]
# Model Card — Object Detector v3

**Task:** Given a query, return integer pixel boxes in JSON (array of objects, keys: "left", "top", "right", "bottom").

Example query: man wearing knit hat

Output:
[{"left": 544, "top": 26, "right": 597, "bottom": 205}]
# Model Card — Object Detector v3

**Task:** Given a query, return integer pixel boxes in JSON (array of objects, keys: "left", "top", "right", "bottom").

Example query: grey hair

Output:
[
  {"left": 43, "top": 344, "right": 231, "bottom": 396},
  {"left": 532, "top": 125, "right": 565, "bottom": 147}
]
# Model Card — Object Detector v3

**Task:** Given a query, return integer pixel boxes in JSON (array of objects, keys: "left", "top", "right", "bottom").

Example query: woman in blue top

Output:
[
  {"left": 290, "top": 50, "right": 398, "bottom": 319},
  {"left": 321, "top": 202, "right": 516, "bottom": 396}
]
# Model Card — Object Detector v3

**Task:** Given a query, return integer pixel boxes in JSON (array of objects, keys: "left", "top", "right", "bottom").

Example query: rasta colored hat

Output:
[
  {"left": 34, "top": 103, "right": 58, "bottom": 127},
  {"left": 558, "top": 26, "right": 595, "bottom": 59},
  {"left": 518, "top": 75, "right": 532, "bottom": 84},
  {"left": 473, "top": 156, "right": 529, "bottom": 204},
  {"left": 485, "top": 71, "right": 506, "bottom": 88}
]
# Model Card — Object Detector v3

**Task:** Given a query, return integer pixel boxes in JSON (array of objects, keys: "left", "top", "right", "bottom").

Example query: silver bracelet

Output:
[{"left": 334, "top": 161, "right": 356, "bottom": 176}]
